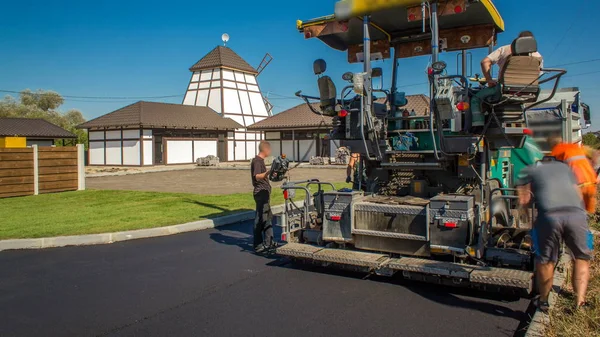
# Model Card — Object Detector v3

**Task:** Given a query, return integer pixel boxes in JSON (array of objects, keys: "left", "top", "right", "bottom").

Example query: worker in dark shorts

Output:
[
  {"left": 251, "top": 141, "right": 275, "bottom": 253},
  {"left": 516, "top": 159, "right": 594, "bottom": 311}
]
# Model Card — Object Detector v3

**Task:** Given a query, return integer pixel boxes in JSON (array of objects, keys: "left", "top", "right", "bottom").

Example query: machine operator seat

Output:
[
  {"left": 314, "top": 59, "right": 337, "bottom": 117},
  {"left": 485, "top": 36, "right": 542, "bottom": 125},
  {"left": 499, "top": 36, "right": 542, "bottom": 103}
]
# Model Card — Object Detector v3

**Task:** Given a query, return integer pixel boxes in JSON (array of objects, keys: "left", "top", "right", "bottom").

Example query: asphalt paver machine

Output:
[{"left": 276, "top": 0, "right": 581, "bottom": 294}]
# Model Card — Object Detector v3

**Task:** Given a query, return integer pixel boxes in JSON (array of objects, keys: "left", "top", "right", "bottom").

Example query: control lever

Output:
[{"left": 295, "top": 91, "right": 328, "bottom": 116}]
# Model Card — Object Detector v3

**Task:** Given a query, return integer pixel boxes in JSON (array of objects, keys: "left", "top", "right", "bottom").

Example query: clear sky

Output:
[{"left": 1, "top": 0, "right": 599, "bottom": 128}]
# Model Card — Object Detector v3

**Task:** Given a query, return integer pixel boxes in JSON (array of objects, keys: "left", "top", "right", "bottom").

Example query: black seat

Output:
[{"left": 314, "top": 59, "right": 337, "bottom": 117}]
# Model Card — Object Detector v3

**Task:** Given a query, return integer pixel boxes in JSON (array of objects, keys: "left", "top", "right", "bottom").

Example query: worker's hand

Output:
[
  {"left": 486, "top": 79, "right": 498, "bottom": 87},
  {"left": 346, "top": 176, "right": 352, "bottom": 184}
]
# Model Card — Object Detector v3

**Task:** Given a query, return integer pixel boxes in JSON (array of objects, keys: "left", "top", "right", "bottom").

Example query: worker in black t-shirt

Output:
[{"left": 250, "top": 141, "right": 274, "bottom": 253}]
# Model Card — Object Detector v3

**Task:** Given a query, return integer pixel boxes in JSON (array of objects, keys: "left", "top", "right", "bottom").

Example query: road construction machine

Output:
[{"left": 275, "top": 0, "right": 592, "bottom": 295}]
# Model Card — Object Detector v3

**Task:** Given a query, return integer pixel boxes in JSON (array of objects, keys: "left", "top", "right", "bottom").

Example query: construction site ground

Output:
[{"left": 87, "top": 167, "right": 345, "bottom": 195}]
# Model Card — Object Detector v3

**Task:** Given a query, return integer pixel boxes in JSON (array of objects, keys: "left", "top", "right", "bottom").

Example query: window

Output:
[{"left": 281, "top": 131, "right": 318, "bottom": 140}]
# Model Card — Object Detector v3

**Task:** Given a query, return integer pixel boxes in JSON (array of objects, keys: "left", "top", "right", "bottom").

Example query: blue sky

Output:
[{"left": 1, "top": 0, "right": 599, "bottom": 128}]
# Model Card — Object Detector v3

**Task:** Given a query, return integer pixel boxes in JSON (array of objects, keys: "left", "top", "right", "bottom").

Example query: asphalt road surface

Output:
[{"left": 0, "top": 221, "right": 532, "bottom": 337}]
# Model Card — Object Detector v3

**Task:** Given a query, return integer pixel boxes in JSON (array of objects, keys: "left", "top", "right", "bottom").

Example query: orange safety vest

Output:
[{"left": 551, "top": 143, "right": 597, "bottom": 213}]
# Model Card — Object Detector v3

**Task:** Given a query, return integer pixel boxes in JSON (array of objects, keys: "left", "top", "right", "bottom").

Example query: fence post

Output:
[
  {"left": 32, "top": 145, "right": 39, "bottom": 195},
  {"left": 77, "top": 144, "right": 86, "bottom": 191}
]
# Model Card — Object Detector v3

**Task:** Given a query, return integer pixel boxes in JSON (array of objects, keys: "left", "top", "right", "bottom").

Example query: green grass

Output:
[{"left": 0, "top": 182, "right": 349, "bottom": 239}]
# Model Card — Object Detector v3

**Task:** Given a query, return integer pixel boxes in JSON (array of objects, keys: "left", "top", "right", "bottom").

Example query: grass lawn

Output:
[{"left": 0, "top": 182, "right": 349, "bottom": 240}]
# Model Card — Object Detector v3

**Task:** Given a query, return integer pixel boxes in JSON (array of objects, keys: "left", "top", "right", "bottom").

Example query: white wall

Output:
[
  {"left": 246, "top": 141, "right": 257, "bottom": 159},
  {"left": 123, "top": 130, "right": 140, "bottom": 139},
  {"left": 228, "top": 140, "right": 235, "bottom": 161},
  {"left": 105, "top": 131, "right": 121, "bottom": 140},
  {"left": 330, "top": 140, "right": 340, "bottom": 157},
  {"left": 166, "top": 140, "right": 193, "bottom": 164},
  {"left": 143, "top": 140, "right": 153, "bottom": 166},
  {"left": 299, "top": 140, "right": 316, "bottom": 161},
  {"left": 265, "top": 132, "right": 280, "bottom": 140},
  {"left": 234, "top": 140, "right": 246, "bottom": 161},
  {"left": 122, "top": 141, "right": 141, "bottom": 165},
  {"left": 193, "top": 140, "right": 217, "bottom": 159},
  {"left": 89, "top": 131, "right": 104, "bottom": 140},
  {"left": 270, "top": 141, "right": 281, "bottom": 157},
  {"left": 282, "top": 141, "right": 295, "bottom": 161},
  {"left": 89, "top": 142, "right": 105, "bottom": 165},
  {"left": 105, "top": 141, "right": 122, "bottom": 165}
]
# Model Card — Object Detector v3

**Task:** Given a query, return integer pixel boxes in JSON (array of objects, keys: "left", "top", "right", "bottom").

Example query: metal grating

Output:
[
  {"left": 313, "top": 249, "right": 389, "bottom": 269},
  {"left": 386, "top": 257, "right": 474, "bottom": 278},
  {"left": 470, "top": 267, "right": 533, "bottom": 290},
  {"left": 276, "top": 243, "right": 323, "bottom": 259}
]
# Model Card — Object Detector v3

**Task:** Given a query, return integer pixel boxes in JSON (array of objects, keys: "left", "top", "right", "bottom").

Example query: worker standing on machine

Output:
[
  {"left": 251, "top": 141, "right": 275, "bottom": 253},
  {"left": 346, "top": 152, "right": 365, "bottom": 190},
  {"left": 469, "top": 31, "right": 543, "bottom": 129},
  {"left": 516, "top": 159, "right": 593, "bottom": 312}
]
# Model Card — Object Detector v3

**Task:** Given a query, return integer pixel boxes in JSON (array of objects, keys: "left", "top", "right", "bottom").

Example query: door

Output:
[{"left": 154, "top": 136, "right": 163, "bottom": 164}]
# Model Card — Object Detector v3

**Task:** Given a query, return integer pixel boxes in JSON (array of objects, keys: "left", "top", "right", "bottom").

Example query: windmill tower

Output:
[{"left": 182, "top": 34, "right": 273, "bottom": 161}]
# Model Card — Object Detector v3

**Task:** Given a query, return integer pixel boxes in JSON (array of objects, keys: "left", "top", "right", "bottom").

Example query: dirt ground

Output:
[{"left": 86, "top": 167, "right": 345, "bottom": 195}]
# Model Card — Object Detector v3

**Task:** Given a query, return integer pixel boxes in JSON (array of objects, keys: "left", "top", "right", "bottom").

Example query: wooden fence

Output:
[{"left": 0, "top": 144, "right": 85, "bottom": 198}]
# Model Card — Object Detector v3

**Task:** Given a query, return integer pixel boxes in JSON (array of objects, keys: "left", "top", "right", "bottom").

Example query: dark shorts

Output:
[{"left": 532, "top": 209, "right": 594, "bottom": 264}]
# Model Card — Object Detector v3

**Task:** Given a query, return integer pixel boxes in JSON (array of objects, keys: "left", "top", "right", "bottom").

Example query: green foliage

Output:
[
  {"left": 0, "top": 89, "right": 87, "bottom": 147},
  {"left": 582, "top": 132, "right": 600, "bottom": 149}
]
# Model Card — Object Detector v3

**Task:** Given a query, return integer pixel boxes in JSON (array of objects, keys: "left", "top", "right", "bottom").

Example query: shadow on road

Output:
[
  {"left": 278, "top": 261, "right": 529, "bottom": 331},
  {"left": 400, "top": 280, "right": 527, "bottom": 320}
]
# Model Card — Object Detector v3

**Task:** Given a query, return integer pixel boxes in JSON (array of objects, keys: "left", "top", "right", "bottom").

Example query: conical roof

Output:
[{"left": 189, "top": 46, "right": 257, "bottom": 74}]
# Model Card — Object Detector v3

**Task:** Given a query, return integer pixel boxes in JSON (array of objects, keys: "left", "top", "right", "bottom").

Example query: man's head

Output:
[
  {"left": 518, "top": 31, "right": 534, "bottom": 38},
  {"left": 258, "top": 141, "right": 271, "bottom": 157},
  {"left": 547, "top": 135, "right": 563, "bottom": 150}
]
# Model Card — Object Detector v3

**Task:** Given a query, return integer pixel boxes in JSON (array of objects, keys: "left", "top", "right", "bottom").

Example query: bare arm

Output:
[
  {"left": 517, "top": 183, "right": 532, "bottom": 206},
  {"left": 347, "top": 155, "right": 357, "bottom": 178},
  {"left": 575, "top": 184, "right": 583, "bottom": 202},
  {"left": 255, "top": 172, "right": 268, "bottom": 180},
  {"left": 481, "top": 57, "right": 496, "bottom": 87}
]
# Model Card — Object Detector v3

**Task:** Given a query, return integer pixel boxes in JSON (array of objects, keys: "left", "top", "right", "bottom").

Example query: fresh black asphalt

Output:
[{"left": 0, "top": 221, "right": 533, "bottom": 337}]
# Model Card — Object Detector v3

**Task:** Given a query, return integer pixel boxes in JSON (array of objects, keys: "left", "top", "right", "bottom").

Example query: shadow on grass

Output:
[{"left": 183, "top": 198, "right": 252, "bottom": 219}]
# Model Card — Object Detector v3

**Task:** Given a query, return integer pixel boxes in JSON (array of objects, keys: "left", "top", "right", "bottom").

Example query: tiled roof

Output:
[
  {"left": 78, "top": 101, "right": 243, "bottom": 130},
  {"left": 247, "top": 103, "right": 333, "bottom": 130},
  {"left": 190, "top": 46, "right": 257, "bottom": 74},
  {"left": 248, "top": 94, "right": 430, "bottom": 130},
  {"left": 0, "top": 118, "right": 76, "bottom": 138}
]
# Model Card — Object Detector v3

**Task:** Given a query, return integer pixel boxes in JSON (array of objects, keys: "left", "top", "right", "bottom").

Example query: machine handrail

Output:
[{"left": 525, "top": 68, "right": 567, "bottom": 112}]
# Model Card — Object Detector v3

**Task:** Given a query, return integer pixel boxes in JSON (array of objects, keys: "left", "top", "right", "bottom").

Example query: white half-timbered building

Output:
[
  {"left": 182, "top": 46, "right": 272, "bottom": 161},
  {"left": 80, "top": 45, "right": 272, "bottom": 165}
]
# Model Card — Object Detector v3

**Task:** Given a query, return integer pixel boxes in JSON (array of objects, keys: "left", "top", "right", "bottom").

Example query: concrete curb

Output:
[
  {"left": 0, "top": 203, "right": 295, "bottom": 252},
  {"left": 524, "top": 253, "right": 570, "bottom": 337}
]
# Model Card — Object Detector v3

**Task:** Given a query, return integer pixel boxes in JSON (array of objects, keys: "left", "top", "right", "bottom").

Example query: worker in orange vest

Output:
[{"left": 549, "top": 137, "right": 597, "bottom": 214}]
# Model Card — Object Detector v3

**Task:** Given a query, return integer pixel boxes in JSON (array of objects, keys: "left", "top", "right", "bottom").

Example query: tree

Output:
[
  {"left": 0, "top": 89, "right": 87, "bottom": 147},
  {"left": 583, "top": 133, "right": 600, "bottom": 149},
  {"left": 20, "top": 89, "right": 64, "bottom": 112}
]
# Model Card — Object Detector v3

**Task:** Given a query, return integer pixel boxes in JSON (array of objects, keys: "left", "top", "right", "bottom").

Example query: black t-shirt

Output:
[{"left": 251, "top": 156, "right": 271, "bottom": 195}]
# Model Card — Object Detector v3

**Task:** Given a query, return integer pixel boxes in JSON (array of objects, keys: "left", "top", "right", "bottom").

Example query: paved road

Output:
[
  {"left": 86, "top": 168, "right": 346, "bottom": 195},
  {"left": 0, "top": 221, "right": 532, "bottom": 337}
]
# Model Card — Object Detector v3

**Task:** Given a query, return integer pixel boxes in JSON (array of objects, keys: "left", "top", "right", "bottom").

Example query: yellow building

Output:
[{"left": 0, "top": 136, "right": 27, "bottom": 148}]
